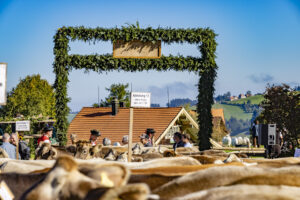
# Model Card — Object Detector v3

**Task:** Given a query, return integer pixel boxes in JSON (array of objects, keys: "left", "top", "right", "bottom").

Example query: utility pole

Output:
[
  {"left": 167, "top": 87, "right": 170, "bottom": 107},
  {"left": 98, "top": 86, "right": 100, "bottom": 107}
]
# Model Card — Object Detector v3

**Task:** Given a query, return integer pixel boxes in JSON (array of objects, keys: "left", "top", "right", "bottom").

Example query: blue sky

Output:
[{"left": 0, "top": 0, "right": 299, "bottom": 111}]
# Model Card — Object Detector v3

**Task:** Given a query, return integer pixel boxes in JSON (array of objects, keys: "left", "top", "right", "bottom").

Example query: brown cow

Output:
[
  {"left": 35, "top": 142, "right": 74, "bottom": 160},
  {"left": 0, "top": 172, "right": 46, "bottom": 199},
  {"left": 190, "top": 155, "right": 226, "bottom": 164},
  {"left": 1, "top": 160, "right": 129, "bottom": 199},
  {"left": 105, "top": 148, "right": 163, "bottom": 162},
  {"left": 126, "top": 156, "right": 201, "bottom": 169},
  {"left": 0, "top": 159, "right": 55, "bottom": 173},
  {"left": 20, "top": 156, "right": 129, "bottom": 200},
  {"left": 129, "top": 162, "right": 245, "bottom": 190},
  {"left": 74, "top": 141, "right": 103, "bottom": 159},
  {"left": 243, "top": 157, "right": 300, "bottom": 168},
  {"left": 173, "top": 184, "right": 300, "bottom": 200},
  {"left": 84, "top": 183, "right": 150, "bottom": 200},
  {"left": 154, "top": 165, "right": 300, "bottom": 199},
  {"left": 35, "top": 143, "right": 58, "bottom": 160}
]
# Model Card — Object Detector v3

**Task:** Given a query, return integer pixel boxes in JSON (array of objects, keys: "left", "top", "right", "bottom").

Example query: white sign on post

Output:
[
  {"left": 16, "top": 121, "right": 30, "bottom": 131},
  {"left": 130, "top": 92, "right": 151, "bottom": 108},
  {"left": 0, "top": 63, "right": 7, "bottom": 105}
]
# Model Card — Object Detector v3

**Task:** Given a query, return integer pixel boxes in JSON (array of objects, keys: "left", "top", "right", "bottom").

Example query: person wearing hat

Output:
[
  {"left": 122, "top": 135, "right": 129, "bottom": 146},
  {"left": 38, "top": 127, "right": 53, "bottom": 145},
  {"left": 145, "top": 128, "right": 155, "bottom": 147},
  {"left": 102, "top": 137, "right": 111, "bottom": 146},
  {"left": 90, "top": 129, "right": 101, "bottom": 146},
  {"left": 140, "top": 133, "right": 151, "bottom": 147}
]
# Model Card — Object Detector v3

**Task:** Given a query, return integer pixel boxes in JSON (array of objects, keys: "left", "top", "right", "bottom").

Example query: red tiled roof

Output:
[
  {"left": 67, "top": 107, "right": 182, "bottom": 145},
  {"left": 211, "top": 108, "right": 225, "bottom": 123}
]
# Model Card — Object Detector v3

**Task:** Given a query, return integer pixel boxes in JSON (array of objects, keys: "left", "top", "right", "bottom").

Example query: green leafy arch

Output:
[{"left": 53, "top": 25, "right": 218, "bottom": 150}]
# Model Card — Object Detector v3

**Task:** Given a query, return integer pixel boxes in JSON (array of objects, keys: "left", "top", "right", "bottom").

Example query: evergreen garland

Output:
[{"left": 53, "top": 25, "right": 218, "bottom": 148}]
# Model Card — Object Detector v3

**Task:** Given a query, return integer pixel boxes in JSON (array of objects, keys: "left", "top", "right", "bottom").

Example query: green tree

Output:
[
  {"left": 1, "top": 74, "right": 55, "bottom": 119},
  {"left": 104, "top": 83, "right": 130, "bottom": 107},
  {"left": 259, "top": 84, "right": 300, "bottom": 148}
]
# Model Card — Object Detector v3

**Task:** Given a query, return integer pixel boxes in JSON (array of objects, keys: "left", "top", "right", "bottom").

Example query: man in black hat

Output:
[
  {"left": 145, "top": 128, "right": 155, "bottom": 147},
  {"left": 90, "top": 129, "right": 101, "bottom": 146}
]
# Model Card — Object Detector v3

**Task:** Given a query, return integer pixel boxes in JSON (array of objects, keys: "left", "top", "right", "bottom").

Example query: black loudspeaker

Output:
[
  {"left": 268, "top": 124, "right": 276, "bottom": 145},
  {"left": 258, "top": 124, "right": 278, "bottom": 146},
  {"left": 11, "top": 123, "right": 16, "bottom": 133}
]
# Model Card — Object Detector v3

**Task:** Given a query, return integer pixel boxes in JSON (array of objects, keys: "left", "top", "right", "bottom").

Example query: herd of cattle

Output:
[{"left": 1, "top": 139, "right": 300, "bottom": 200}]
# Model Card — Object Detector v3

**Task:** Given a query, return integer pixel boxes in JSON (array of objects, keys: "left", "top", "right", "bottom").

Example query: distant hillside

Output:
[
  {"left": 213, "top": 103, "right": 253, "bottom": 137},
  {"left": 212, "top": 103, "right": 252, "bottom": 121},
  {"left": 225, "top": 95, "right": 264, "bottom": 105},
  {"left": 169, "top": 98, "right": 197, "bottom": 107}
]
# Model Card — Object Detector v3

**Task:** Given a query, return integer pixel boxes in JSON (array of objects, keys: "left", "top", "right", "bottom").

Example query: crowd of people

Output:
[
  {"left": 0, "top": 126, "right": 54, "bottom": 160},
  {"left": 0, "top": 125, "right": 194, "bottom": 160},
  {"left": 87, "top": 127, "right": 194, "bottom": 151},
  {"left": 0, "top": 132, "right": 30, "bottom": 160}
]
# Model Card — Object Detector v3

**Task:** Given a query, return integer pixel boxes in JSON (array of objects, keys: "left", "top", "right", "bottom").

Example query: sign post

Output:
[
  {"left": 16, "top": 121, "right": 30, "bottom": 132},
  {"left": 130, "top": 92, "right": 151, "bottom": 108},
  {"left": 0, "top": 63, "right": 7, "bottom": 106},
  {"left": 15, "top": 121, "right": 30, "bottom": 160},
  {"left": 128, "top": 108, "right": 133, "bottom": 162},
  {"left": 128, "top": 92, "right": 151, "bottom": 162}
]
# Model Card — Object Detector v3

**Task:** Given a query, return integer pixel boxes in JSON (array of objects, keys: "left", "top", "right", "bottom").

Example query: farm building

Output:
[{"left": 67, "top": 106, "right": 198, "bottom": 145}]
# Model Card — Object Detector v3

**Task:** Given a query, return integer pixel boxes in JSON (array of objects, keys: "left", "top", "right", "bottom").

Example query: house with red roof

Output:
[{"left": 67, "top": 106, "right": 198, "bottom": 145}]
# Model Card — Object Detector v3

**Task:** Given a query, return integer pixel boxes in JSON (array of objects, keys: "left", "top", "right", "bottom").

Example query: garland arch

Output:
[{"left": 53, "top": 24, "right": 218, "bottom": 150}]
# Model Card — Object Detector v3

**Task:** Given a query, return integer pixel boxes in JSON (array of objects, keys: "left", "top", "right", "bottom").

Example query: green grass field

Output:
[
  {"left": 225, "top": 95, "right": 264, "bottom": 105},
  {"left": 213, "top": 103, "right": 252, "bottom": 121}
]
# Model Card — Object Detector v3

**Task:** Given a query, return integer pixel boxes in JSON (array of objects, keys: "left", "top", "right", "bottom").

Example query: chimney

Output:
[
  {"left": 112, "top": 97, "right": 119, "bottom": 116},
  {"left": 119, "top": 101, "right": 124, "bottom": 108}
]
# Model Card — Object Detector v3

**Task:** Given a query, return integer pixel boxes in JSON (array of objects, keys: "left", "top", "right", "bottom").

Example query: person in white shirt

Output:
[{"left": 182, "top": 134, "right": 193, "bottom": 148}]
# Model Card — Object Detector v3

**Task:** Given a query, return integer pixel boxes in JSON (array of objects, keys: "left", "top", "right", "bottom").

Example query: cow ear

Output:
[
  {"left": 51, "top": 147, "right": 58, "bottom": 159},
  {"left": 54, "top": 156, "right": 77, "bottom": 172},
  {"left": 97, "top": 144, "right": 103, "bottom": 150},
  {"left": 79, "top": 163, "right": 130, "bottom": 187}
]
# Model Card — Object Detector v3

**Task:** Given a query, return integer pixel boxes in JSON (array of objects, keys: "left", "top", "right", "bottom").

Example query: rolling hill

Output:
[
  {"left": 225, "top": 95, "right": 264, "bottom": 105},
  {"left": 212, "top": 103, "right": 252, "bottom": 121}
]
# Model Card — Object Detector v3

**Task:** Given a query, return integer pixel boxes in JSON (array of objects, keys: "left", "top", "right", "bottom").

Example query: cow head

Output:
[
  {"left": 35, "top": 142, "right": 58, "bottom": 160},
  {"left": 104, "top": 149, "right": 117, "bottom": 161},
  {"left": 163, "top": 149, "right": 177, "bottom": 157},
  {"left": 21, "top": 156, "right": 115, "bottom": 200},
  {"left": 75, "top": 141, "right": 102, "bottom": 159},
  {"left": 132, "top": 143, "right": 142, "bottom": 155},
  {"left": 70, "top": 133, "right": 77, "bottom": 145},
  {"left": 116, "top": 152, "right": 128, "bottom": 162}
]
